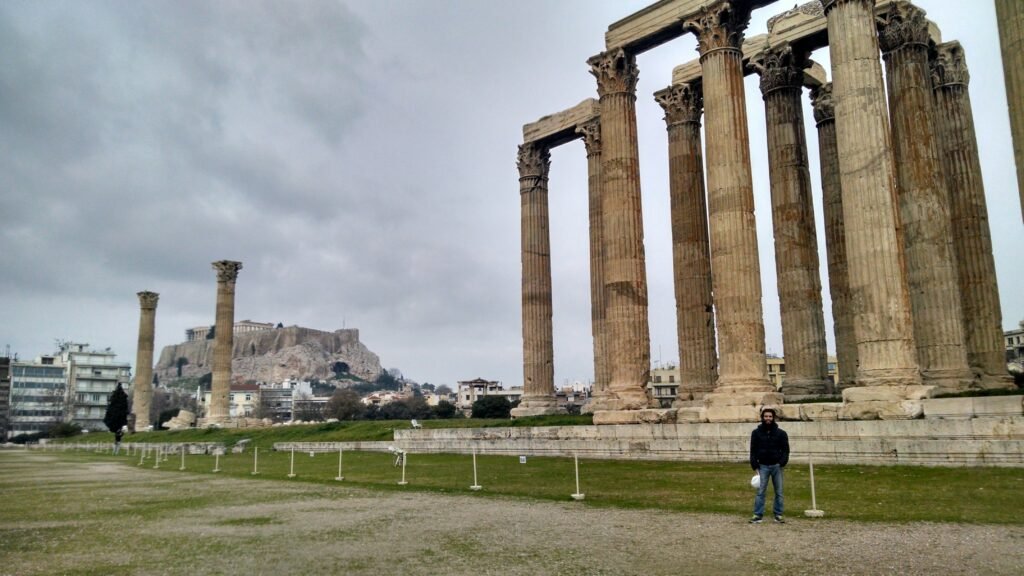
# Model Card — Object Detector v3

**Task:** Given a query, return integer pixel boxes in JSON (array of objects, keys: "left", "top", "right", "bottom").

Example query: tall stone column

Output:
[
  {"left": 811, "top": 83, "right": 858, "bottom": 391},
  {"left": 879, "top": 2, "right": 974, "bottom": 395},
  {"left": 753, "top": 44, "right": 831, "bottom": 397},
  {"left": 131, "top": 291, "right": 159, "bottom": 431},
  {"left": 995, "top": 0, "right": 1024, "bottom": 222},
  {"left": 653, "top": 81, "right": 717, "bottom": 407},
  {"left": 821, "top": 0, "right": 924, "bottom": 419},
  {"left": 684, "top": 2, "right": 779, "bottom": 417},
  {"left": 931, "top": 41, "right": 1014, "bottom": 389},
  {"left": 577, "top": 118, "right": 611, "bottom": 404},
  {"left": 513, "top": 142, "right": 563, "bottom": 417},
  {"left": 586, "top": 49, "right": 651, "bottom": 413},
  {"left": 209, "top": 260, "right": 242, "bottom": 423}
]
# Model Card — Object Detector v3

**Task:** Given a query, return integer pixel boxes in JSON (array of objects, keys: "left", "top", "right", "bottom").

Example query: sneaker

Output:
[
  {"left": 749, "top": 515, "right": 763, "bottom": 524},
  {"left": 773, "top": 515, "right": 785, "bottom": 524}
]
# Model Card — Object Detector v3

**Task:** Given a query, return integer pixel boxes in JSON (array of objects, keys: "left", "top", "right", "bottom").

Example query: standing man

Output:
[{"left": 749, "top": 407, "right": 789, "bottom": 523}]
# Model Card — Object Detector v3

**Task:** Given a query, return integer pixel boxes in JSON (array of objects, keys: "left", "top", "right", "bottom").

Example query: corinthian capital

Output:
[
  {"left": 517, "top": 142, "right": 550, "bottom": 180},
  {"left": 587, "top": 48, "right": 639, "bottom": 97},
  {"left": 212, "top": 260, "right": 243, "bottom": 283},
  {"left": 810, "top": 82, "right": 835, "bottom": 124},
  {"left": 654, "top": 82, "right": 703, "bottom": 126},
  {"left": 576, "top": 118, "right": 602, "bottom": 157},
  {"left": 820, "top": 0, "right": 872, "bottom": 16},
  {"left": 930, "top": 41, "right": 970, "bottom": 88},
  {"left": 751, "top": 43, "right": 810, "bottom": 96},
  {"left": 137, "top": 291, "right": 160, "bottom": 310},
  {"left": 877, "top": 1, "right": 930, "bottom": 55},
  {"left": 683, "top": 1, "right": 751, "bottom": 56}
]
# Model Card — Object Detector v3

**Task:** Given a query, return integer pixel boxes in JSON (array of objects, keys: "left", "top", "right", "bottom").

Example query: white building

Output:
[
  {"left": 456, "top": 378, "right": 523, "bottom": 411},
  {"left": 58, "top": 342, "right": 131, "bottom": 431}
]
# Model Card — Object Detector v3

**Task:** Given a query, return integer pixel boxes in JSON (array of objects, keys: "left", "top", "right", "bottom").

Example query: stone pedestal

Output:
[
  {"left": 654, "top": 81, "right": 717, "bottom": 406},
  {"left": 754, "top": 44, "right": 831, "bottom": 397},
  {"left": 684, "top": 1, "right": 775, "bottom": 408},
  {"left": 930, "top": 42, "right": 1015, "bottom": 390},
  {"left": 585, "top": 49, "right": 651, "bottom": 412},
  {"left": 879, "top": 2, "right": 974, "bottom": 395},
  {"left": 995, "top": 0, "right": 1024, "bottom": 222},
  {"left": 592, "top": 408, "right": 676, "bottom": 425},
  {"left": 811, "top": 83, "right": 857, "bottom": 391},
  {"left": 209, "top": 260, "right": 242, "bottom": 423},
  {"left": 131, "top": 291, "right": 159, "bottom": 431},
  {"left": 822, "top": 0, "right": 922, "bottom": 416}
]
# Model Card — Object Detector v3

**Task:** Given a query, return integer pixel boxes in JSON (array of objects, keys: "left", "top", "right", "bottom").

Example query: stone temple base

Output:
[
  {"left": 593, "top": 409, "right": 677, "bottom": 425},
  {"left": 196, "top": 417, "right": 272, "bottom": 429},
  {"left": 510, "top": 405, "right": 567, "bottom": 419}
]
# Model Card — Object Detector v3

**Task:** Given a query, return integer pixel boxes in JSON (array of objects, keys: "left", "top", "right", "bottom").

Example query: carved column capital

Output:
[
  {"left": 930, "top": 40, "right": 970, "bottom": 88},
  {"left": 751, "top": 43, "right": 810, "bottom": 97},
  {"left": 820, "top": 0, "right": 872, "bottom": 16},
  {"left": 877, "top": 1, "right": 930, "bottom": 55},
  {"left": 212, "top": 260, "right": 243, "bottom": 284},
  {"left": 137, "top": 291, "right": 160, "bottom": 310},
  {"left": 576, "top": 118, "right": 602, "bottom": 157},
  {"left": 810, "top": 82, "right": 835, "bottom": 124},
  {"left": 588, "top": 49, "right": 639, "bottom": 97},
  {"left": 654, "top": 82, "right": 703, "bottom": 126},
  {"left": 517, "top": 142, "right": 550, "bottom": 180},
  {"left": 683, "top": 1, "right": 751, "bottom": 56}
]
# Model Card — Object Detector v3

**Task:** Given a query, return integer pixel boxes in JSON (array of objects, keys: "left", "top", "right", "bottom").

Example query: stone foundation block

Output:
[
  {"left": 593, "top": 409, "right": 677, "bottom": 425},
  {"left": 511, "top": 405, "right": 567, "bottom": 418},
  {"left": 799, "top": 403, "right": 843, "bottom": 421},
  {"left": 839, "top": 400, "right": 924, "bottom": 421},
  {"left": 842, "top": 385, "right": 935, "bottom": 403},
  {"left": 776, "top": 405, "right": 802, "bottom": 421},
  {"left": 675, "top": 407, "right": 706, "bottom": 422},
  {"left": 703, "top": 391, "right": 785, "bottom": 408},
  {"left": 924, "top": 395, "right": 1024, "bottom": 419},
  {"left": 704, "top": 405, "right": 761, "bottom": 423}
]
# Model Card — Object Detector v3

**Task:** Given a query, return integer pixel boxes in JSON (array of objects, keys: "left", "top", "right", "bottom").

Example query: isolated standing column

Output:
[
  {"left": 209, "top": 260, "right": 242, "bottom": 423},
  {"left": 132, "top": 291, "right": 159, "bottom": 431}
]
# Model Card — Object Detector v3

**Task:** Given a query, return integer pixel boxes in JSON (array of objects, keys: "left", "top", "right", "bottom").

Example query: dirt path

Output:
[{"left": 1, "top": 452, "right": 1022, "bottom": 575}]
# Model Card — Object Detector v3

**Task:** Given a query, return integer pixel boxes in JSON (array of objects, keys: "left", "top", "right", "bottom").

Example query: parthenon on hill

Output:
[{"left": 514, "top": 0, "right": 1020, "bottom": 425}]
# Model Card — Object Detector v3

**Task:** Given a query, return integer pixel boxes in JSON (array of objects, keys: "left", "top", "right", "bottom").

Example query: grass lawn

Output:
[{"left": 39, "top": 445, "right": 1024, "bottom": 524}]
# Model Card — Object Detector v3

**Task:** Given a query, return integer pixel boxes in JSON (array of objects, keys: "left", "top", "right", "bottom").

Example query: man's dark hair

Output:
[{"left": 760, "top": 407, "right": 777, "bottom": 418}]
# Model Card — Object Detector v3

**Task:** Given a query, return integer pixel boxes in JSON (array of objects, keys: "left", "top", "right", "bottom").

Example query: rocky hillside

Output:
[{"left": 154, "top": 326, "right": 381, "bottom": 384}]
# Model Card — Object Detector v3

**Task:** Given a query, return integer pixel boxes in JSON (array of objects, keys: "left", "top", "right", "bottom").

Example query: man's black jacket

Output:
[{"left": 750, "top": 422, "right": 789, "bottom": 470}]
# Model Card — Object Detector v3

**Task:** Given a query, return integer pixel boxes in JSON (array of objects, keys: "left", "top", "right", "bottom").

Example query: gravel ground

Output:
[{"left": 1, "top": 452, "right": 1022, "bottom": 576}]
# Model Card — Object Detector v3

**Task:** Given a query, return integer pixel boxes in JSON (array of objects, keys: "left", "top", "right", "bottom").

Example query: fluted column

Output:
[
  {"left": 995, "top": 0, "right": 1024, "bottom": 222},
  {"left": 821, "top": 0, "right": 923, "bottom": 418},
  {"left": 811, "top": 83, "right": 857, "bottom": 391},
  {"left": 209, "top": 260, "right": 242, "bottom": 423},
  {"left": 931, "top": 41, "right": 1014, "bottom": 389},
  {"left": 684, "top": 2, "right": 778, "bottom": 412},
  {"left": 653, "top": 82, "right": 717, "bottom": 405},
  {"left": 753, "top": 44, "right": 831, "bottom": 397},
  {"left": 586, "top": 49, "right": 651, "bottom": 411},
  {"left": 577, "top": 118, "right": 611, "bottom": 402},
  {"left": 513, "top": 142, "right": 562, "bottom": 417},
  {"left": 879, "top": 2, "right": 973, "bottom": 395},
  {"left": 131, "top": 291, "right": 159, "bottom": 431}
]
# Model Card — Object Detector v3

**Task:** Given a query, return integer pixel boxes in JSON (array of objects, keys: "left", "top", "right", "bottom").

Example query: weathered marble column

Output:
[
  {"left": 131, "top": 291, "right": 159, "bottom": 431},
  {"left": 586, "top": 49, "right": 651, "bottom": 413},
  {"left": 209, "top": 260, "right": 242, "bottom": 423},
  {"left": 811, "top": 83, "right": 858, "bottom": 391},
  {"left": 995, "top": 0, "right": 1024, "bottom": 222},
  {"left": 577, "top": 118, "right": 611, "bottom": 403},
  {"left": 753, "top": 44, "right": 831, "bottom": 397},
  {"left": 684, "top": 2, "right": 779, "bottom": 415},
  {"left": 878, "top": 2, "right": 974, "bottom": 395},
  {"left": 931, "top": 41, "right": 1014, "bottom": 389},
  {"left": 513, "top": 142, "right": 563, "bottom": 417},
  {"left": 822, "top": 0, "right": 924, "bottom": 418},
  {"left": 653, "top": 81, "right": 717, "bottom": 407}
]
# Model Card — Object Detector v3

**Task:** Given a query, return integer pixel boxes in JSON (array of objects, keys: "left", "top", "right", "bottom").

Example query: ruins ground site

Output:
[{"left": 1, "top": 452, "right": 1022, "bottom": 576}]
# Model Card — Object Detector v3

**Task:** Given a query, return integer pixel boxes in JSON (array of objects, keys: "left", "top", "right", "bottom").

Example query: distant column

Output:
[
  {"left": 931, "top": 41, "right": 1014, "bottom": 389},
  {"left": 209, "top": 260, "right": 242, "bottom": 423},
  {"left": 995, "top": 0, "right": 1024, "bottom": 222},
  {"left": 753, "top": 44, "right": 831, "bottom": 397},
  {"left": 513, "top": 142, "right": 562, "bottom": 417},
  {"left": 684, "top": 1, "right": 779, "bottom": 415},
  {"left": 587, "top": 48, "right": 651, "bottom": 412},
  {"left": 811, "top": 83, "right": 857, "bottom": 391},
  {"left": 653, "top": 81, "right": 717, "bottom": 405},
  {"left": 131, "top": 291, "right": 159, "bottom": 431},
  {"left": 822, "top": 0, "right": 924, "bottom": 419},
  {"left": 879, "top": 2, "right": 974, "bottom": 394},
  {"left": 577, "top": 118, "right": 611, "bottom": 402}
]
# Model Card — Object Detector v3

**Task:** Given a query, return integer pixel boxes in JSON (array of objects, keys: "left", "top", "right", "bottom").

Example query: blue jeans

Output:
[{"left": 753, "top": 464, "right": 784, "bottom": 517}]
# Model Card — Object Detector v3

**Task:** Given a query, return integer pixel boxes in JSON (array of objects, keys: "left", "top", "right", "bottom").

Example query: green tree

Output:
[
  {"left": 175, "top": 357, "right": 189, "bottom": 377},
  {"left": 432, "top": 400, "right": 458, "bottom": 419},
  {"left": 325, "top": 389, "right": 363, "bottom": 421},
  {"left": 471, "top": 395, "right": 512, "bottom": 419},
  {"left": 103, "top": 383, "right": 130, "bottom": 434}
]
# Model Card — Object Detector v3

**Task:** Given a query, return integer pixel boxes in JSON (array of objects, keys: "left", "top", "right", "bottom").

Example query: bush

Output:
[
  {"left": 471, "top": 396, "right": 512, "bottom": 419},
  {"left": 48, "top": 422, "right": 84, "bottom": 438},
  {"left": 432, "top": 400, "right": 458, "bottom": 419}
]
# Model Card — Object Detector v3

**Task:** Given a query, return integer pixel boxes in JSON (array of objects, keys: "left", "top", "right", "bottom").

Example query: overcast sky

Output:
[{"left": 1, "top": 1, "right": 1020, "bottom": 389}]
